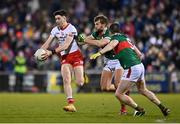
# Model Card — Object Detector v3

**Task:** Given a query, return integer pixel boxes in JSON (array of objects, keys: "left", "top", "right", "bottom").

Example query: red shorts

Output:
[{"left": 61, "top": 50, "right": 84, "bottom": 67}]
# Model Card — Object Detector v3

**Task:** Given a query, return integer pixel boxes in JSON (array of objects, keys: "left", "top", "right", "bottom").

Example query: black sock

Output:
[{"left": 158, "top": 104, "right": 165, "bottom": 110}]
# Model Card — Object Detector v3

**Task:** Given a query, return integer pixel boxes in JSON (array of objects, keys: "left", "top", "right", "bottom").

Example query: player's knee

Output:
[
  {"left": 63, "top": 77, "right": 71, "bottom": 84},
  {"left": 115, "top": 91, "right": 119, "bottom": 98},
  {"left": 115, "top": 88, "right": 128, "bottom": 101},
  {"left": 115, "top": 90, "right": 122, "bottom": 99},
  {"left": 115, "top": 93, "right": 124, "bottom": 103},
  {"left": 138, "top": 88, "right": 147, "bottom": 95}
]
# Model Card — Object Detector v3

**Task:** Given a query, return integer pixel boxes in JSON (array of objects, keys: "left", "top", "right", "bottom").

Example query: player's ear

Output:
[{"left": 63, "top": 16, "right": 66, "bottom": 21}]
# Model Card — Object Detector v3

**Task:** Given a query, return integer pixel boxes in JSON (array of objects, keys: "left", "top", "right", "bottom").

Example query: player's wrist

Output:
[
  {"left": 51, "top": 49, "right": 56, "bottom": 55},
  {"left": 99, "top": 51, "right": 103, "bottom": 55}
]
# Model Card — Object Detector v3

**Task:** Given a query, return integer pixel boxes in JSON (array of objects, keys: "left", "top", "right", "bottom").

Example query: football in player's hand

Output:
[
  {"left": 34, "top": 49, "right": 46, "bottom": 61},
  {"left": 78, "top": 33, "right": 86, "bottom": 44}
]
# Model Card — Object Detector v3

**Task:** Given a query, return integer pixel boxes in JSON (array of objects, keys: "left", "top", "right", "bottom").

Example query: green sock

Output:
[{"left": 158, "top": 103, "right": 165, "bottom": 110}]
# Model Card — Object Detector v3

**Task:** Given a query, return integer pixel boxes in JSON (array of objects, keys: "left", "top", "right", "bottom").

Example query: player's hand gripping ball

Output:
[{"left": 34, "top": 49, "right": 47, "bottom": 61}]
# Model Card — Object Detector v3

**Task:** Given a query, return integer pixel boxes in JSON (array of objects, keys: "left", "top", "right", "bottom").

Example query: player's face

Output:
[
  {"left": 94, "top": 20, "right": 105, "bottom": 32},
  {"left": 55, "top": 15, "right": 66, "bottom": 27}
]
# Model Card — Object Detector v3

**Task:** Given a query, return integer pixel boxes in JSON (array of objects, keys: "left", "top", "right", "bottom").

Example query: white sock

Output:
[{"left": 67, "top": 96, "right": 73, "bottom": 99}]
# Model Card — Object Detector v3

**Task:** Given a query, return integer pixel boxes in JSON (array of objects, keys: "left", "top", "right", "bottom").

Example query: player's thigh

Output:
[
  {"left": 73, "top": 65, "right": 84, "bottom": 83},
  {"left": 100, "top": 70, "right": 113, "bottom": 87},
  {"left": 116, "top": 80, "right": 133, "bottom": 94},
  {"left": 114, "top": 68, "right": 123, "bottom": 84},
  {"left": 136, "top": 80, "right": 147, "bottom": 92},
  {"left": 61, "top": 64, "right": 72, "bottom": 83}
]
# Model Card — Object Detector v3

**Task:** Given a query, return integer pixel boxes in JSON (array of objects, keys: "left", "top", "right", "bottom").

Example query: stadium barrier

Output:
[{"left": 0, "top": 71, "right": 179, "bottom": 93}]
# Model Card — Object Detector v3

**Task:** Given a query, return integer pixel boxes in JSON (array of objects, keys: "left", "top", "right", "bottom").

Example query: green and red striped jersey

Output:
[{"left": 110, "top": 33, "right": 141, "bottom": 69}]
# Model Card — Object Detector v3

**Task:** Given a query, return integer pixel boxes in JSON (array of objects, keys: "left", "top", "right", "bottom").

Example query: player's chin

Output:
[{"left": 56, "top": 22, "right": 61, "bottom": 26}]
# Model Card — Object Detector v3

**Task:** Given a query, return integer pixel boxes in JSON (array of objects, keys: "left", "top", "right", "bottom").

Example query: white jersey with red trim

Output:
[{"left": 50, "top": 23, "right": 79, "bottom": 56}]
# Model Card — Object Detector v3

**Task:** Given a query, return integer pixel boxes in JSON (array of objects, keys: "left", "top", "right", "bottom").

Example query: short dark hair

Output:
[
  {"left": 94, "top": 15, "right": 108, "bottom": 25},
  {"left": 53, "top": 10, "right": 67, "bottom": 17},
  {"left": 109, "top": 23, "right": 120, "bottom": 34}
]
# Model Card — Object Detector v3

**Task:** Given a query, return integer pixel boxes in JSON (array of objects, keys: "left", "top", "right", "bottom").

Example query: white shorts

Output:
[
  {"left": 103, "top": 58, "right": 122, "bottom": 72},
  {"left": 121, "top": 63, "right": 145, "bottom": 82}
]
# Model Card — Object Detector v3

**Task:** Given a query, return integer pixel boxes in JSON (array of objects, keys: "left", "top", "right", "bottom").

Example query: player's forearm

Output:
[
  {"left": 55, "top": 35, "right": 73, "bottom": 53},
  {"left": 99, "top": 43, "right": 114, "bottom": 54},
  {"left": 99, "top": 40, "right": 118, "bottom": 54},
  {"left": 55, "top": 44, "right": 68, "bottom": 53},
  {"left": 41, "top": 36, "right": 54, "bottom": 49},
  {"left": 85, "top": 38, "right": 108, "bottom": 47},
  {"left": 84, "top": 36, "right": 99, "bottom": 46},
  {"left": 94, "top": 40, "right": 108, "bottom": 47},
  {"left": 84, "top": 38, "right": 98, "bottom": 46},
  {"left": 41, "top": 42, "right": 50, "bottom": 49}
]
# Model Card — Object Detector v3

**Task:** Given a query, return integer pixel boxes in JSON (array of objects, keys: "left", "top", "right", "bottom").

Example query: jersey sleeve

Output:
[
  {"left": 104, "top": 36, "right": 111, "bottom": 40},
  {"left": 50, "top": 27, "right": 56, "bottom": 38},
  {"left": 111, "top": 34, "right": 127, "bottom": 41},
  {"left": 71, "top": 25, "right": 78, "bottom": 36},
  {"left": 110, "top": 35, "right": 120, "bottom": 41},
  {"left": 91, "top": 31, "right": 97, "bottom": 39}
]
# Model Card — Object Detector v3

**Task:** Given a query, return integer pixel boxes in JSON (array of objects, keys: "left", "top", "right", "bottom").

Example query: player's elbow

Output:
[{"left": 139, "top": 54, "right": 144, "bottom": 60}]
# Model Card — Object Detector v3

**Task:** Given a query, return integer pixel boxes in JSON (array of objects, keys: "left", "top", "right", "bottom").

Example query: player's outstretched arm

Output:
[
  {"left": 133, "top": 45, "right": 143, "bottom": 60},
  {"left": 99, "top": 40, "right": 118, "bottom": 55},
  {"left": 40, "top": 35, "right": 54, "bottom": 60},
  {"left": 90, "top": 40, "right": 118, "bottom": 60},
  {"left": 85, "top": 35, "right": 109, "bottom": 47}
]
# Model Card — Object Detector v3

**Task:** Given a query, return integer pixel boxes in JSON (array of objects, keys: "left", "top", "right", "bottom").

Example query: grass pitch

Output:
[{"left": 0, "top": 93, "right": 179, "bottom": 123}]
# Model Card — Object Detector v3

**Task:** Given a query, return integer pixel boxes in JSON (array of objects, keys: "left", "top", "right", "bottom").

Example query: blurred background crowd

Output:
[{"left": 0, "top": 0, "right": 180, "bottom": 74}]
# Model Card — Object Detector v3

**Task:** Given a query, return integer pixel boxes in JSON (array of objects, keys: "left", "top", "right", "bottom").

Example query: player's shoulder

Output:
[
  {"left": 111, "top": 33, "right": 120, "bottom": 38},
  {"left": 65, "top": 23, "right": 77, "bottom": 36},
  {"left": 111, "top": 33, "right": 128, "bottom": 41},
  {"left": 68, "top": 23, "right": 76, "bottom": 29},
  {"left": 112, "top": 33, "right": 125, "bottom": 37},
  {"left": 106, "top": 29, "right": 110, "bottom": 34},
  {"left": 50, "top": 26, "right": 59, "bottom": 35},
  {"left": 51, "top": 26, "right": 59, "bottom": 32}
]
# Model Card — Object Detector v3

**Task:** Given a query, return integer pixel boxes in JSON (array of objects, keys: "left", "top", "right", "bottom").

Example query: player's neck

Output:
[
  {"left": 102, "top": 27, "right": 107, "bottom": 34},
  {"left": 103, "top": 27, "right": 108, "bottom": 31},
  {"left": 59, "top": 22, "right": 69, "bottom": 30}
]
